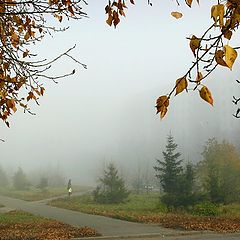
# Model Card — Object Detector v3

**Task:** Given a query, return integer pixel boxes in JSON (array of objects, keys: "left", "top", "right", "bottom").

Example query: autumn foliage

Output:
[
  {"left": 1, "top": 0, "right": 240, "bottom": 127},
  {"left": 0, "top": 0, "right": 86, "bottom": 127},
  {"left": 105, "top": 0, "right": 240, "bottom": 119},
  {"left": 155, "top": 0, "right": 240, "bottom": 118}
]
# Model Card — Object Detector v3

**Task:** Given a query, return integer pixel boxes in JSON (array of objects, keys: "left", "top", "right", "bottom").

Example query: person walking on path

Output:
[{"left": 67, "top": 179, "right": 72, "bottom": 197}]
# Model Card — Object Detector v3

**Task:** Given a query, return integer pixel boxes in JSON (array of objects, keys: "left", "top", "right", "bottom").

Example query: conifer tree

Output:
[
  {"left": 93, "top": 163, "right": 129, "bottom": 204},
  {"left": 154, "top": 134, "right": 183, "bottom": 195}
]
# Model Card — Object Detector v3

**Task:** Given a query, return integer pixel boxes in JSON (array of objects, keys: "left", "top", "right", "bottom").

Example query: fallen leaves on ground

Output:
[
  {"left": 78, "top": 209, "right": 240, "bottom": 233},
  {"left": 137, "top": 214, "right": 240, "bottom": 233},
  {"left": 0, "top": 211, "right": 100, "bottom": 240}
]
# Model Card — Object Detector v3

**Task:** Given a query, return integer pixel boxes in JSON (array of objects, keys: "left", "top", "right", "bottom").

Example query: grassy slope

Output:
[{"left": 0, "top": 185, "right": 92, "bottom": 201}]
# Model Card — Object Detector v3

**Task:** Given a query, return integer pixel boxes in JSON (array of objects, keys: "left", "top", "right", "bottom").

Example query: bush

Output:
[
  {"left": 13, "top": 167, "right": 29, "bottom": 190},
  {"left": 193, "top": 202, "right": 219, "bottom": 216}
]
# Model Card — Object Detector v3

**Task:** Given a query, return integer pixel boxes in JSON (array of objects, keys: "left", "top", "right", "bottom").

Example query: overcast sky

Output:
[{"left": 0, "top": 1, "right": 239, "bottom": 185}]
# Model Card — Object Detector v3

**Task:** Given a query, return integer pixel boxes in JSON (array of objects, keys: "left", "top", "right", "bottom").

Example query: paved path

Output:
[
  {"left": 0, "top": 195, "right": 188, "bottom": 237},
  {"left": 1, "top": 195, "right": 240, "bottom": 240},
  {"left": 75, "top": 232, "right": 240, "bottom": 240}
]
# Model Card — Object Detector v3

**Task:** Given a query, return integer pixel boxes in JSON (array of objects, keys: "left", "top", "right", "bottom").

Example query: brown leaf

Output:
[
  {"left": 185, "top": 0, "right": 193, "bottom": 7},
  {"left": 215, "top": 50, "right": 227, "bottom": 67},
  {"left": 171, "top": 11, "right": 183, "bottom": 19},
  {"left": 189, "top": 35, "right": 200, "bottom": 57}
]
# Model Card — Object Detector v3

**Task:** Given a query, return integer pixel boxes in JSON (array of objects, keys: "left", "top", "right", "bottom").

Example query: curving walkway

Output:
[{"left": 0, "top": 194, "right": 189, "bottom": 237}]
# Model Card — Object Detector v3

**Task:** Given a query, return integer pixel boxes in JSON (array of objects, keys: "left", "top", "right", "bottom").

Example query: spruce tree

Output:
[
  {"left": 154, "top": 134, "right": 183, "bottom": 195},
  {"left": 93, "top": 163, "right": 129, "bottom": 204}
]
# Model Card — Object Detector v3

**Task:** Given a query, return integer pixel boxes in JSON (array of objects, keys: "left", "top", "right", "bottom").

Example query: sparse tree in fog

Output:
[
  {"left": 0, "top": 165, "right": 8, "bottom": 187},
  {"left": 93, "top": 162, "right": 129, "bottom": 204},
  {"left": 198, "top": 138, "right": 240, "bottom": 204},
  {"left": 37, "top": 177, "right": 48, "bottom": 191},
  {"left": 13, "top": 167, "right": 29, "bottom": 190}
]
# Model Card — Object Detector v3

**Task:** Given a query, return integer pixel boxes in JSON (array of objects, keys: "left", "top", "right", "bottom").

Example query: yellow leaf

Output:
[
  {"left": 106, "top": 14, "right": 113, "bottom": 26},
  {"left": 189, "top": 35, "right": 200, "bottom": 57},
  {"left": 175, "top": 77, "right": 188, "bottom": 95},
  {"left": 199, "top": 86, "right": 213, "bottom": 106},
  {"left": 224, "top": 45, "right": 237, "bottom": 70},
  {"left": 211, "top": 4, "right": 225, "bottom": 28},
  {"left": 196, "top": 72, "right": 203, "bottom": 82},
  {"left": 171, "top": 11, "right": 183, "bottom": 19},
  {"left": 160, "top": 106, "right": 168, "bottom": 119}
]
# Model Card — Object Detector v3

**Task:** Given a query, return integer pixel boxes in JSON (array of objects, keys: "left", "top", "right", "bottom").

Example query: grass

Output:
[
  {"left": 219, "top": 203, "right": 240, "bottom": 218},
  {"left": 49, "top": 193, "right": 167, "bottom": 221},
  {"left": 0, "top": 204, "right": 4, "bottom": 208},
  {"left": 0, "top": 210, "right": 45, "bottom": 223},
  {"left": 49, "top": 192, "right": 240, "bottom": 219},
  {"left": 49, "top": 193, "right": 240, "bottom": 233},
  {"left": 0, "top": 185, "right": 92, "bottom": 201}
]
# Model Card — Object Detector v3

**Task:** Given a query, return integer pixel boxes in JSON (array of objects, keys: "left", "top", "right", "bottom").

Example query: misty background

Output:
[{"left": 0, "top": 1, "right": 239, "bottom": 186}]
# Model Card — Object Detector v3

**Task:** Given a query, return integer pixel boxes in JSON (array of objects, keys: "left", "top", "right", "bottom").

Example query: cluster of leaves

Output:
[
  {"left": 156, "top": 0, "right": 240, "bottom": 118},
  {"left": 105, "top": 0, "right": 133, "bottom": 28},
  {"left": 105, "top": 0, "right": 240, "bottom": 119},
  {"left": 0, "top": 0, "right": 86, "bottom": 127},
  {"left": 0, "top": 210, "right": 100, "bottom": 240}
]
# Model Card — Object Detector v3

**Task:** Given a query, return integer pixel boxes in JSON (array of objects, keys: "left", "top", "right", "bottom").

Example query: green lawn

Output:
[
  {"left": 49, "top": 193, "right": 240, "bottom": 233},
  {"left": 0, "top": 210, "right": 46, "bottom": 223},
  {"left": 49, "top": 193, "right": 167, "bottom": 221},
  {"left": 49, "top": 192, "right": 240, "bottom": 221},
  {"left": 0, "top": 185, "right": 92, "bottom": 201}
]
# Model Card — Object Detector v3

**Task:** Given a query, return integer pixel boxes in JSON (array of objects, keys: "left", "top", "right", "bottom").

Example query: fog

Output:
[{"left": 0, "top": 2, "right": 239, "bottom": 186}]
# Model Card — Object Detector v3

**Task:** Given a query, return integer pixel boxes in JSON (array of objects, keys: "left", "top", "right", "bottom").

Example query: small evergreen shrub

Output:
[{"left": 193, "top": 201, "right": 219, "bottom": 216}]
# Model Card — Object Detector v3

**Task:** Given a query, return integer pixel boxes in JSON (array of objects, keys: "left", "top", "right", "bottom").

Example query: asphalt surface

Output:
[
  {"left": 0, "top": 194, "right": 188, "bottom": 236},
  {"left": 0, "top": 194, "right": 240, "bottom": 239}
]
